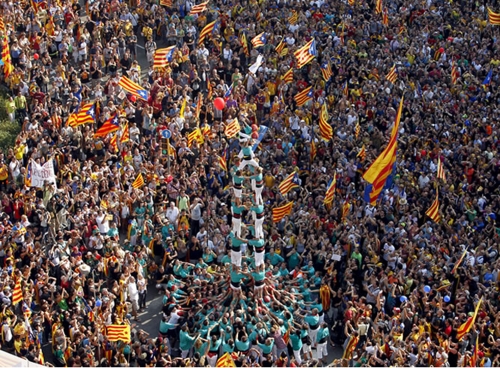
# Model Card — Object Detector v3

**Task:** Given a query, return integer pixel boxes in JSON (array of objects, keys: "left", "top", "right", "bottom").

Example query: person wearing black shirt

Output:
[
  {"left": 120, "top": 53, "right": 132, "bottom": 75},
  {"left": 188, "top": 236, "right": 203, "bottom": 261}
]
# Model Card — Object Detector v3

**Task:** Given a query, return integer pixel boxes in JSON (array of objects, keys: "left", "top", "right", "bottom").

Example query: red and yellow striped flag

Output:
[
  {"left": 118, "top": 76, "right": 149, "bottom": 101},
  {"left": 451, "top": 61, "right": 459, "bottom": 84},
  {"left": 375, "top": 0, "right": 382, "bottom": 13},
  {"left": 437, "top": 156, "right": 446, "bottom": 182},
  {"left": 470, "top": 336, "right": 479, "bottom": 368},
  {"left": 198, "top": 20, "right": 217, "bottom": 45},
  {"left": 323, "top": 175, "right": 336, "bottom": 206},
  {"left": 278, "top": 172, "right": 299, "bottom": 195},
  {"left": 342, "top": 197, "right": 351, "bottom": 222},
  {"left": 320, "top": 284, "right": 331, "bottom": 311},
  {"left": 188, "top": 127, "right": 205, "bottom": 147},
  {"left": 451, "top": 247, "right": 468, "bottom": 274},
  {"left": 319, "top": 104, "right": 333, "bottom": 141},
  {"left": 216, "top": 352, "right": 236, "bottom": 367},
  {"left": 282, "top": 68, "right": 294, "bottom": 84},
  {"left": 120, "top": 123, "right": 130, "bottom": 143},
  {"left": 382, "top": 8, "right": 389, "bottom": 26},
  {"left": 386, "top": 64, "right": 397, "bottom": 83},
  {"left": 357, "top": 144, "right": 366, "bottom": 161},
  {"left": 106, "top": 324, "right": 131, "bottom": 343},
  {"left": 132, "top": 173, "right": 145, "bottom": 189},
  {"left": 294, "top": 39, "right": 316, "bottom": 69},
  {"left": 310, "top": 139, "right": 317, "bottom": 162},
  {"left": 348, "top": 0, "right": 355, "bottom": 6},
  {"left": 153, "top": 46, "right": 176, "bottom": 70},
  {"left": 288, "top": 10, "right": 299, "bottom": 25},
  {"left": 488, "top": 7, "right": 500, "bottom": 25},
  {"left": 240, "top": 32, "right": 249, "bottom": 57},
  {"left": 1, "top": 36, "right": 14, "bottom": 78},
  {"left": 12, "top": 277, "right": 23, "bottom": 305},
  {"left": 217, "top": 155, "right": 227, "bottom": 172},
  {"left": 275, "top": 39, "right": 285, "bottom": 56},
  {"left": 189, "top": 0, "right": 209, "bottom": 15},
  {"left": 355, "top": 122, "right": 360, "bottom": 139},
  {"left": 456, "top": 299, "right": 482, "bottom": 341},
  {"left": 109, "top": 133, "right": 118, "bottom": 152},
  {"left": 294, "top": 86, "right": 313, "bottom": 106},
  {"left": 272, "top": 202, "right": 294, "bottom": 222},
  {"left": 160, "top": 0, "right": 172, "bottom": 6},
  {"left": 425, "top": 189, "right": 441, "bottom": 223},
  {"left": 224, "top": 118, "right": 240, "bottom": 138},
  {"left": 342, "top": 335, "right": 359, "bottom": 359}
]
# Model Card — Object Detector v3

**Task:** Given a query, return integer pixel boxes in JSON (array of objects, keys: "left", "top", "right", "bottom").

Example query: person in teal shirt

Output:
[
  {"left": 202, "top": 247, "right": 216, "bottom": 264},
  {"left": 289, "top": 329, "right": 303, "bottom": 366},
  {"left": 206, "top": 330, "right": 223, "bottom": 367},
  {"left": 230, "top": 231, "right": 247, "bottom": 267},
  {"left": 316, "top": 322, "right": 330, "bottom": 365},
  {"left": 229, "top": 265, "right": 250, "bottom": 302},
  {"left": 257, "top": 337, "right": 275, "bottom": 356},
  {"left": 251, "top": 264, "right": 266, "bottom": 300},
  {"left": 249, "top": 236, "right": 265, "bottom": 268},
  {"left": 286, "top": 249, "right": 302, "bottom": 270},
  {"left": 301, "top": 261, "right": 315, "bottom": 277},
  {"left": 221, "top": 339, "right": 235, "bottom": 353},
  {"left": 265, "top": 248, "right": 284, "bottom": 266},
  {"left": 303, "top": 308, "right": 320, "bottom": 348},
  {"left": 230, "top": 201, "right": 247, "bottom": 238},
  {"left": 107, "top": 222, "right": 119, "bottom": 239},
  {"left": 235, "top": 333, "right": 250, "bottom": 353},
  {"left": 134, "top": 202, "right": 146, "bottom": 228},
  {"left": 179, "top": 325, "right": 198, "bottom": 358}
]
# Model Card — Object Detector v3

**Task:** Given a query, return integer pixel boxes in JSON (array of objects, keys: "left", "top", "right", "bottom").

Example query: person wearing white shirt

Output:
[
  {"left": 96, "top": 210, "right": 110, "bottom": 235},
  {"left": 165, "top": 202, "right": 180, "bottom": 225},
  {"left": 128, "top": 276, "right": 140, "bottom": 321}
]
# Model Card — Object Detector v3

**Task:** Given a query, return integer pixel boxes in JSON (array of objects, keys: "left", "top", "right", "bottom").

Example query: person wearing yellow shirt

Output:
[
  {"left": 6, "top": 96, "right": 16, "bottom": 123},
  {"left": 262, "top": 87, "right": 271, "bottom": 114},
  {"left": 14, "top": 92, "right": 27, "bottom": 124}
]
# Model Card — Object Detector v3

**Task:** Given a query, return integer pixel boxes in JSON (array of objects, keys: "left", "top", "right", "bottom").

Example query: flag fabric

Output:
[
  {"left": 357, "top": 145, "right": 366, "bottom": 161},
  {"left": 456, "top": 299, "right": 482, "bottom": 341},
  {"left": 383, "top": 8, "right": 389, "bottom": 25},
  {"left": 386, "top": 64, "right": 397, "bottom": 83},
  {"left": 153, "top": 46, "right": 177, "bottom": 69},
  {"left": 106, "top": 324, "right": 131, "bottom": 343},
  {"left": 179, "top": 98, "right": 187, "bottom": 118},
  {"left": 320, "top": 284, "right": 331, "bottom": 311},
  {"left": 120, "top": 123, "right": 130, "bottom": 143},
  {"left": 278, "top": 172, "right": 300, "bottom": 195},
  {"left": 132, "top": 173, "right": 144, "bottom": 189},
  {"left": 283, "top": 330, "right": 290, "bottom": 345},
  {"left": 72, "top": 102, "right": 96, "bottom": 126},
  {"left": 160, "top": 0, "right": 172, "bottom": 6},
  {"left": 189, "top": 0, "right": 209, "bottom": 15},
  {"left": 275, "top": 39, "right": 285, "bottom": 55},
  {"left": 348, "top": 0, "right": 355, "bottom": 6},
  {"left": 282, "top": 68, "right": 294, "bottom": 84},
  {"left": 323, "top": 175, "right": 337, "bottom": 206},
  {"left": 94, "top": 114, "right": 120, "bottom": 138},
  {"left": 294, "top": 39, "right": 317, "bottom": 69},
  {"left": 272, "top": 202, "right": 294, "bottom": 222},
  {"left": 342, "top": 335, "right": 359, "bottom": 359},
  {"left": 198, "top": 20, "right": 217, "bottom": 45},
  {"left": 355, "top": 122, "right": 360, "bottom": 139},
  {"left": 118, "top": 76, "right": 149, "bottom": 101},
  {"left": 1, "top": 36, "right": 14, "bottom": 78},
  {"left": 224, "top": 118, "right": 241, "bottom": 138},
  {"left": 310, "top": 138, "right": 317, "bottom": 162},
  {"left": 216, "top": 352, "right": 236, "bottom": 367},
  {"left": 240, "top": 33, "right": 249, "bottom": 56},
  {"left": 376, "top": 0, "right": 382, "bottom": 13},
  {"left": 342, "top": 197, "right": 350, "bottom": 222},
  {"left": 109, "top": 133, "right": 118, "bottom": 152},
  {"left": 482, "top": 69, "right": 493, "bottom": 88},
  {"left": 488, "top": 7, "right": 500, "bottom": 25},
  {"left": 31, "top": 0, "right": 44, "bottom": 13},
  {"left": 217, "top": 155, "right": 227, "bottom": 172},
  {"left": 195, "top": 95, "right": 203, "bottom": 118},
  {"left": 320, "top": 62, "right": 333, "bottom": 82},
  {"left": 25, "top": 162, "right": 32, "bottom": 187},
  {"left": 343, "top": 80, "right": 349, "bottom": 96},
  {"left": 251, "top": 32, "right": 267, "bottom": 48},
  {"left": 12, "top": 277, "right": 23, "bottom": 305},
  {"left": 188, "top": 128, "right": 204, "bottom": 147},
  {"left": 0, "top": 17, "right": 5, "bottom": 32},
  {"left": 224, "top": 83, "right": 233, "bottom": 99},
  {"left": 319, "top": 104, "right": 333, "bottom": 141},
  {"left": 451, "top": 61, "right": 459, "bottom": 84},
  {"left": 425, "top": 189, "right": 441, "bottom": 223},
  {"left": 437, "top": 156, "right": 446, "bottom": 182},
  {"left": 294, "top": 86, "right": 313, "bottom": 106},
  {"left": 471, "top": 336, "right": 479, "bottom": 368},
  {"left": 288, "top": 10, "right": 299, "bottom": 25},
  {"left": 451, "top": 247, "right": 468, "bottom": 274},
  {"left": 207, "top": 77, "right": 213, "bottom": 100}
]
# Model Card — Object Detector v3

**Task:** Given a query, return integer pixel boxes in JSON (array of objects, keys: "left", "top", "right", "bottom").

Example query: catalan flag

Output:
[
  {"left": 272, "top": 201, "right": 294, "bottom": 222},
  {"left": 216, "top": 352, "right": 236, "bottom": 367},
  {"left": 73, "top": 102, "right": 96, "bottom": 126},
  {"left": 153, "top": 46, "right": 176, "bottom": 70},
  {"left": 382, "top": 8, "right": 389, "bottom": 26},
  {"left": 470, "top": 336, "right": 479, "bottom": 368},
  {"left": 323, "top": 175, "right": 336, "bottom": 206},
  {"left": 132, "top": 173, "right": 145, "bottom": 189},
  {"left": 357, "top": 144, "right": 366, "bottom": 161},
  {"left": 288, "top": 10, "right": 299, "bottom": 25},
  {"left": 320, "top": 62, "right": 333, "bottom": 82},
  {"left": 275, "top": 39, "right": 285, "bottom": 56},
  {"left": 355, "top": 122, "right": 360, "bottom": 139},
  {"left": 342, "top": 196, "right": 351, "bottom": 222},
  {"left": 218, "top": 155, "right": 227, "bottom": 172},
  {"left": 348, "top": 0, "right": 355, "bottom": 6},
  {"left": 342, "top": 334, "right": 359, "bottom": 359},
  {"left": 451, "top": 247, "right": 468, "bottom": 275},
  {"left": 294, "top": 86, "right": 313, "bottom": 107},
  {"left": 375, "top": 0, "right": 382, "bottom": 14},
  {"left": 198, "top": 20, "right": 217, "bottom": 45},
  {"left": 343, "top": 80, "right": 349, "bottom": 96},
  {"left": 195, "top": 94, "right": 203, "bottom": 118},
  {"left": 106, "top": 324, "right": 131, "bottom": 343},
  {"left": 425, "top": 189, "right": 441, "bottom": 223},
  {"left": 1, "top": 36, "right": 14, "bottom": 78},
  {"left": 189, "top": 0, "right": 209, "bottom": 15},
  {"left": 179, "top": 98, "right": 187, "bottom": 118},
  {"left": 224, "top": 118, "right": 241, "bottom": 138},
  {"left": 94, "top": 114, "right": 120, "bottom": 138},
  {"left": 310, "top": 138, "right": 317, "bottom": 162},
  {"left": 120, "top": 123, "right": 130, "bottom": 143},
  {"left": 294, "top": 39, "right": 317, "bottom": 69},
  {"left": 240, "top": 32, "right": 249, "bottom": 56},
  {"left": 278, "top": 172, "right": 300, "bottom": 195},
  {"left": 282, "top": 68, "right": 294, "bottom": 84},
  {"left": 456, "top": 299, "right": 482, "bottom": 341},
  {"left": 160, "top": 0, "right": 172, "bottom": 6},
  {"left": 12, "top": 277, "right": 23, "bottom": 305},
  {"left": 30, "top": 0, "right": 44, "bottom": 13},
  {"left": 488, "top": 7, "right": 500, "bottom": 25},
  {"left": 363, "top": 97, "right": 403, "bottom": 205},
  {"left": 118, "top": 76, "right": 149, "bottom": 101},
  {"left": 451, "top": 61, "right": 459, "bottom": 84},
  {"left": 437, "top": 156, "right": 446, "bottom": 182},
  {"left": 251, "top": 32, "right": 267, "bottom": 48},
  {"left": 385, "top": 64, "right": 397, "bottom": 83},
  {"left": 109, "top": 133, "right": 118, "bottom": 152},
  {"left": 0, "top": 17, "right": 5, "bottom": 32},
  {"left": 188, "top": 128, "right": 204, "bottom": 147},
  {"left": 319, "top": 104, "right": 333, "bottom": 141},
  {"left": 434, "top": 47, "right": 443, "bottom": 61}
]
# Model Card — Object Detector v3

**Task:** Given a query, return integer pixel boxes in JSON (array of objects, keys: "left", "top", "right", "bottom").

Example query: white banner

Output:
[{"left": 30, "top": 160, "right": 57, "bottom": 188}]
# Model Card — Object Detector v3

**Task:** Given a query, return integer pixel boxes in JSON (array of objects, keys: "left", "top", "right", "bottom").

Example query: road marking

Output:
[{"left": 137, "top": 45, "right": 145, "bottom": 49}]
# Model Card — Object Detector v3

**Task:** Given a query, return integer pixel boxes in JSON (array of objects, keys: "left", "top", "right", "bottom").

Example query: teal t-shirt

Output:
[
  {"left": 235, "top": 339, "right": 250, "bottom": 351},
  {"left": 266, "top": 253, "right": 284, "bottom": 266},
  {"left": 290, "top": 333, "right": 303, "bottom": 351},
  {"left": 180, "top": 330, "right": 196, "bottom": 350}
]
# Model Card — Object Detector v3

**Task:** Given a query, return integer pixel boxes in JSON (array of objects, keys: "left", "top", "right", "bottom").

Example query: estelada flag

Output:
[
  {"left": 320, "top": 284, "right": 331, "bottom": 311},
  {"left": 216, "top": 352, "right": 236, "bottom": 367},
  {"left": 323, "top": 175, "right": 336, "bottom": 206},
  {"left": 106, "top": 324, "right": 131, "bottom": 343},
  {"left": 357, "top": 144, "right": 366, "bottom": 161},
  {"left": 132, "top": 173, "right": 144, "bottom": 189},
  {"left": 272, "top": 202, "right": 294, "bottom": 222},
  {"left": 12, "top": 277, "right": 23, "bottom": 305},
  {"left": 319, "top": 104, "right": 333, "bottom": 141},
  {"left": 456, "top": 299, "right": 482, "bottom": 341},
  {"left": 425, "top": 189, "right": 441, "bottom": 223},
  {"left": 278, "top": 172, "right": 300, "bottom": 195},
  {"left": 488, "top": 7, "right": 500, "bottom": 25},
  {"left": 188, "top": 128, "right": 204, "bottom": 147},
  {"left": 224, "top": 118, "right": 240, "bottom": 138},
  {"left": 189, "top": 0, "right": 209, "bottom": 15}
]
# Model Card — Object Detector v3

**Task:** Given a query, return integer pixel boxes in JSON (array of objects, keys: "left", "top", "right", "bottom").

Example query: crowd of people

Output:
[{"left": 0, "top": 0, "right": 499, "bottom": 366}]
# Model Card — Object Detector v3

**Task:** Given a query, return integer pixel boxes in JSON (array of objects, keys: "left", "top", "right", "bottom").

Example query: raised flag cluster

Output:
[
  {"left": 282, "top": 69, "right": 294, "bottom": 84},
  {"left": 294, "top": 86, "right": 313, "bottom": 106},
  {"left": 118, "top": 76, "right": 149, "bottom": 101},
  {"left": 198, "top": 20, "right": 217, "bottom": 45},
  {"left": 294, "top": 39, "right": 317, "bottom": 69},
  {"left": 320, "top": 62, "right": 333, "bottom": 82},
  {"left": 251, "top": 32, "right": 267, "bottom": 48},
  {"left": 95, "top": 114, "right": 120, "bottom": 137},
  {"left": 67, "top": 102, "right": 96, "bottom": 127},
  {"left": 153, "top": 46, "right": 176, "bottom": 69},
  {"left": 132, "top": 173, "right": 145, "bottom": 189}
]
